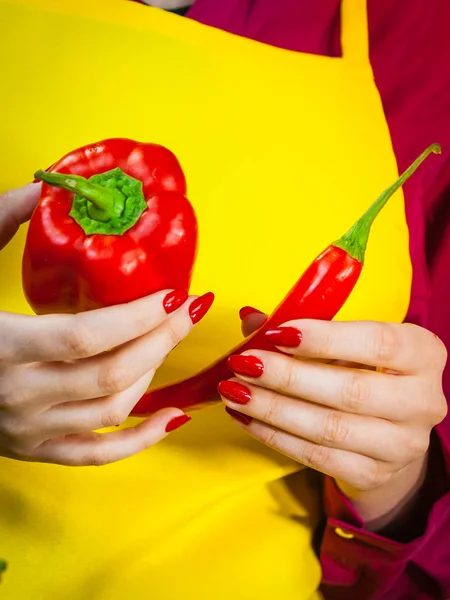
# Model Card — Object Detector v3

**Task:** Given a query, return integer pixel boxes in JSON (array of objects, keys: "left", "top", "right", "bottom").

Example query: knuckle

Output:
[
  {"left": 405, "top": 433, "right": 430, "bottom": 461},
  {"left": 82, "top": 435, "right": 110, "bottom": 466},
  {"left": 371, "top": 323, "right": 399, "bottom": 364},
  {"left": 319, "top": 411, "right": 349, "bottom": 446},
  {"left": 340, "top": 374, "right": 369, "bottom": 412},
  {"left": 316, "top": 331, "right": 334, "bottom": 360},
  {"left": 277, "top": 363, "right": 299, "bottom": 395},
  {"left": 418, "top": 374, "right": 448, "bottom": 424},
  {"left": 299, "top": 441, "right": 329, "bottom": 469},
  {"left": 164, "top": 320, "right": 183, "bottom": 350},
  {"left": 65, "top": 319, "right": 99, "bottom": 358},
  {"left": 431, "top": 394, "right": 448, "bottom": 424},
  {"left": 100, "top": 404, "right": 128, "bottom": 429},
  {"left": 431, "top": 336, "right": 448, "bottom": 370},
  {"left": 407, "top": 325, "right": 448, "bottom": 371},
  {"left": 263, "top": 391, "right": 283, "bottom": 424},
  {"left": 97, "top": 363, "right": 130, "bottom": 395},
  {"left": 413, "top": 376, "right": 447, "bottom": 423},
  {"left": 259, "top": 425, "right": 279, "bottom": 448},
  {"left": 86, "top": 450, "right": 110, "bottom": 467}
]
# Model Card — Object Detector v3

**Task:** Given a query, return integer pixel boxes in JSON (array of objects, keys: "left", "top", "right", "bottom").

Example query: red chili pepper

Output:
[
  {"left": 23, "top": 138, "right": 197, "bottom": 313},
  {"left": 132, "top": 143, "right": 441, "bottom": 416}
]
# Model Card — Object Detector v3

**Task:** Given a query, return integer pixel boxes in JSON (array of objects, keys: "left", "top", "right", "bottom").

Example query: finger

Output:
[
  {"left": 0, "top": 183, "right": 41, "bottom": 250},
  {"left": 227, "top": 350, "right": 420, "bottom": 421},
  {"left": 239, "top": 306, "right": 267, "bottom": 337},
  {"left": 19, "top": 295, "right": 212, "bottom": 405},
  {"left": 43, "top": 370, "right": 154, "bottom": 436},
  {"left": 226, "top": 410, "right": 385, "bottom": 491},
  {"left": 0, "top": 288, "right": 190, "bottom": 364},
  {"left": 219, "top": 380, "right": 428, "bottom": 463},
  {"left": 265, "top": 319, "right": 446, "bottom": 374},
  {"left": 32, "top": 408, "right": 191, "bottom": 466}
]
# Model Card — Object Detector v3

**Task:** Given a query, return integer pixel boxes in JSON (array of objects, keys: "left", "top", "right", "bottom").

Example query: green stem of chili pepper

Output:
[{"left": 334, "top": 143, "right": 441, "bottom": 263}]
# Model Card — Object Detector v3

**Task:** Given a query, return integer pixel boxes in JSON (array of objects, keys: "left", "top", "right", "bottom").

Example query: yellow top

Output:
[{"left": 0, "top": 1, "right": 411, "bottom": 598}]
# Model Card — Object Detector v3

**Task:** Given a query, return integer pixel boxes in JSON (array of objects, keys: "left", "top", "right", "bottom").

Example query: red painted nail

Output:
[
  {"left": 225, "top": 406, "right": 253, "bottom": 425},
  {"left": 227, "top": 354, "right": 264, "bottom": 378},
  {"left": 189, "top": 292, "right": 215, "bottom": 324},
  {"left": 265, "top": 326, "right": 303, "bottom": 348},
  {"left": 165, "top": 413, "right": 191, "bottom": 433},
  {"left": 218, "top": 380, "right": 251, "bottom": 405},
  {"left": 239, "top": 306, "right": 264, "bottom": 320},
  {"left": 163, "top": 289, "right": 188, "bottom": 314}
]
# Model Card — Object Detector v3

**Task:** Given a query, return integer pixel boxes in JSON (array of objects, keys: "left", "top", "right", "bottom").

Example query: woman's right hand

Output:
[{"left": 0, "top": 184, "right": 214, "bottom": 467}]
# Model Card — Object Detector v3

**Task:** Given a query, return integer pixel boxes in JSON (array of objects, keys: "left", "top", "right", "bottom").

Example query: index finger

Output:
[
  {"left": 0, "top": 183, "right": 41, "bottom": 250},
  {"left": 0, "top": 289, "right": 188, "bottom": 363},
  {"left": 268, "top": 319, "right": 445, "bottom": 374}
]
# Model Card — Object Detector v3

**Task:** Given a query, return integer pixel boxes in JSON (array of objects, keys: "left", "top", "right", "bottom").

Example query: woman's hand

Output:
[
  {"left": 0, "top": 184, "right": 214, "bottom": 466},
  {"left": 220, "top": 317, "right": 448, "bottom": 528},
  {"left": 0, "top": 182, "right": 41, "bottom": 250}
]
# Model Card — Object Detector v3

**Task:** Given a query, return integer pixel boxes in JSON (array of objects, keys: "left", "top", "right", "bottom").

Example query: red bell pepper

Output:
[
  {"left": 23, "top": 138, "right": 197, "bottom": 314},
  {"left": 131, "top": 143, "right": 441, "bottom": 416}
]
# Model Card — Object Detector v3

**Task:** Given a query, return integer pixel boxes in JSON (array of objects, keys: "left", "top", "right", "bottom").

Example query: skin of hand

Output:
[
  {"left": 0, "top": 183, "right": 213, "bottom": 466},
  {"left": 220, "top": 310, "right": 448, "bottom": 530},
  {"left": 139, "top": 0, "right": 195, "bottom": 9}
]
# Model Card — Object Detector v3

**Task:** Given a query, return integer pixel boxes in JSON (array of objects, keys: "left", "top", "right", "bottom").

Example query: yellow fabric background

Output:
[{"left": 0, "top": 0, "right": 411, "bottom": 598}]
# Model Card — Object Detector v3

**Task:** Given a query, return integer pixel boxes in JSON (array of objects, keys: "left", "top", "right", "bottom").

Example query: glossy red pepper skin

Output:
[
  {"left": 132, "top": 245, "right": 360, "bottom": 414},
  {"left": 23, "top": 139, "right": 197, "bottom": 314},
  {"left": 131, "top": 144, "right": 441, "bottom": 416}
]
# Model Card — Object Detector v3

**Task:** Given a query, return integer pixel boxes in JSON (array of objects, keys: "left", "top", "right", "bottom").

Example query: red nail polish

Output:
[
  {"left": 239, "top": 306, "right": 264, "bottom": 320},
  {"left": 227, "top": 354, "right": 264, "bottom": 378},
  {"left": 218, "top": 380, "right": 251, "bottom": 405},
  {"left": 225, "top": 406, "right": 253, "bottom": 425},
  {"left": 165, "top": 414, "right": 191, "bottom": 433},
  {"left": 189, "top": 292, "right": 215, "bottom": 324},
  {"left": 265, "top": 327, "right": 303, "bottom": 348},
  {"left": 163, "top": 289, "right": 188, "bottom": 314}
]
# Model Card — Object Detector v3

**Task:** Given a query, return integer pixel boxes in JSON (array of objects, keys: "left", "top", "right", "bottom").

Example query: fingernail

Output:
[
  {"left": 189, "top": 292, "right": 215, "bottom": 324},
  {"left": 239, "top": 306, "right": 264, "bottom": 320},
  {"left": 265, "top": 326, "right": 303, "bottom": 348},
  {"left": 225, "top": 406, "right": 253, "bottom": 425},
  {"left": 218, "top": 380, "right": 252, "bottom": 405},
  {"left": 227, "top": 354, "right": 264, "bottom": 378},
  {"left": 165, "top": 413, "right": 191, "bottom": 433},
  {"left": 163, "top": 289, "right": 188, "bottom": 314}
]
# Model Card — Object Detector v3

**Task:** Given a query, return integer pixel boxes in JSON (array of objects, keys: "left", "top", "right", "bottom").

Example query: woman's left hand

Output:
[{"left": 219, "top": 319, "right": 448, "bottom": 528}]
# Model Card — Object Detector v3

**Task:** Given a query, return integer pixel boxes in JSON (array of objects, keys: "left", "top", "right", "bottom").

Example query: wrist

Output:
[{"left": 336, "top": 453, "right": 428, "bottom": 532}]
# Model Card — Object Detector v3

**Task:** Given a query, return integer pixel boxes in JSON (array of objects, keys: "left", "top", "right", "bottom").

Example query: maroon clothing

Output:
[{"left": 185, "top": 1, "right": 450, "bottom": 598}]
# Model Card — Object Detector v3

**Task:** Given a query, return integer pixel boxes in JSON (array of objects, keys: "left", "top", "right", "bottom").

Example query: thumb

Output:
[
  {"left": 0, "top": 182, "right": 41, "bottom": 250},
  {"left": 239, "top": 306, "right": 267, "bottom": 337}
]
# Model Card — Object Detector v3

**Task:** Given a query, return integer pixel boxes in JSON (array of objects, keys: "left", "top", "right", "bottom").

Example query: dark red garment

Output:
[{"left": 184, "top": 1, "right": 450, "bottom": 598}]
